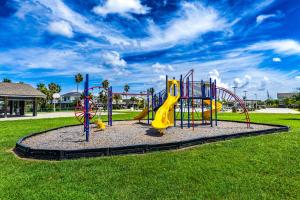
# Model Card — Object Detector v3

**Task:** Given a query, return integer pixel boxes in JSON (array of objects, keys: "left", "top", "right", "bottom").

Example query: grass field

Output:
[{"left": 0, "top": 112, "right": 299, "bottom": 199}]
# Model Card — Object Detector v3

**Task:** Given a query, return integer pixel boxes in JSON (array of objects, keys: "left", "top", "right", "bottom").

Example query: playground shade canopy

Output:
[{"left": 0, "top": 82, "right": 46, "bottom": 118}]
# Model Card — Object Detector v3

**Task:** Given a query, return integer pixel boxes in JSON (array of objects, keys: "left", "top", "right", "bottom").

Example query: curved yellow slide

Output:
[
  {"left": 152, "top": 80, "right": 180, "bottom": 130},
  {"left": 203, "top": 100, "right": 222, "bottom": 120},
  {"left": 134, "top": 108, "right": 149, "bottom": 120}
]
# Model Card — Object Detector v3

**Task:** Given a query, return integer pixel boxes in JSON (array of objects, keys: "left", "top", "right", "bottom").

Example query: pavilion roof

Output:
[{"left": 0, "top": 82, "right": 46, "bottom": 98}]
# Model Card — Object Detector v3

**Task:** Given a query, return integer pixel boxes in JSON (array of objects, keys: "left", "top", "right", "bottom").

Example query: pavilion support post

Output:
[
  {"left": 20, "top": 101, "right": 25, "bottom": 116},
  {"left": 33, "top": 98, "right": 37, "bottom": 116},
  {"left": 4, "top": 97, "right": 8, "bottom": 118},
  {"left": 9, "top": 100, "right": 13, "bottom": 115}
]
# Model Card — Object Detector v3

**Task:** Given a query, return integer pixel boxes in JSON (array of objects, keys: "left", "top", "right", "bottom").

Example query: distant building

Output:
[
  {"left": 0, "top": 82, "right": 46, "bottom": 118},
  {"left": 277, "top": 92, "right": 297, "bottom": 107},
  {"left": 60, "top": 92, "right": 81, "bottom": 109}
]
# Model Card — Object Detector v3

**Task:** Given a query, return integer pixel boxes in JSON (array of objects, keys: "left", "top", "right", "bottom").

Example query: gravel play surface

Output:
[{"left": 21, "top": 121, "right": 276, "bottom": 150}]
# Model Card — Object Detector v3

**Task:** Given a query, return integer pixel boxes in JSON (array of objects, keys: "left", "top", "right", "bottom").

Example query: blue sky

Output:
[{"left": 0, "top": 0, "right": 300, "bottom": 99}]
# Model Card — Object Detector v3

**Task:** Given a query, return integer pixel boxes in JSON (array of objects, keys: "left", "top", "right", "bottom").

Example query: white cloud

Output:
[
  {"left": 48, "top": 21, "right": 73, "bottom": 38},
  {"left": 141, "top": 2, "right": 229, "bottom": 48},
  {"left": 257, "top": 76, "right": 269, "bottom": 91},
  {"left": 296, "top": 76, "right": 300, "bottom": 80},
  {"left": 102, "top": 51, "right": 128, "bottom": 75},
  {"left": 31, "top": 0, "right": 132, "bottom": 46},
  {"left": 256, "top": 10, "right": 283, "bottom": 25},
  {"left": 93, "top": 0, "right": 150, "bottom": 17},
  {"left": 37, "top": 0, "right": 99, "bottom": 36},
  {"left": 233, "top": 75, "right": 252, "bottom": 89},
  {"left": 152, "top": 62, "right": 174, "bottom": 73},
  {"left": 246, "top": 39, "right": 300, "bottom": 55},
  {"left": 272, "top": 57, "right": 281, "bottom": 62},
  {"left": 256, "top": 13, "right": 276, "bottom": 24},
  {"left": 208, "top": 69, "right": 229, "bottom": 89},
  {"left": 102, "top": 51, "right": 127, "bottom": 67}
]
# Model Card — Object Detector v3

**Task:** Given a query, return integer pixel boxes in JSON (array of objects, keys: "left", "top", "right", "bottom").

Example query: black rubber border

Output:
[{"left": 14, "top": 120, "right": 289, "bottom": 160}]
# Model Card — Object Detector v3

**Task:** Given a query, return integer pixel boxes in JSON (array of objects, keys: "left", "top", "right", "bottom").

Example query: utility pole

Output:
[
  {"left": 243, "top": 90, "right": 247, "bottom": 107},
  {"left": 232, "top": 86, "right": 237, "bottom": 95},
  {"left": 243, "top": 90, "right": 247, "bottom": 99},
  {"left": 254, "top": 93, "right": 257, "bottom": 110}
]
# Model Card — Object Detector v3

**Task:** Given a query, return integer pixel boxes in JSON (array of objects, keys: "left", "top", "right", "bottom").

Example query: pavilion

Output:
[{"left": 0, "top": 82, "right": 46, "bottom": 118}]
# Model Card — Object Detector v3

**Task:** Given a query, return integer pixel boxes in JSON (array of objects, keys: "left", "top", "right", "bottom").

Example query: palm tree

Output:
[
  {"left": 102, "top": 80, "right": 110, "bottom": 91},
  {"left": 149, "top": 88, "right": 155, "bottom": 95},
  {"left": 124, "top": 84, "right": 130, "bottom": 108},
  {"left": 124, "top": 84, "right": 130, "bottom": 93},
  {"left": 99, "top": 80, "right": 110, "bottom": 110},
  {"left": 48, "top": 83, "right": 61, "bottom": 95},
  {"left": 113, "top": 94, "right": 122, "bottom": 109},
  {"left": 75, "top": 73, "right": 83, "bottom": 95},
  {"left": 3, "top": 78, "right": 11, "bottom": 83}
]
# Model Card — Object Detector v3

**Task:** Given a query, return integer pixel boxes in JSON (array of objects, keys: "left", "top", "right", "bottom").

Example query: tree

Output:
[
  {"left": 149, "top": 88, "right": 155, "bottom": 94},
  {"left": 99, "top": 80, "right": 110, "bottom": 109},
  {"left": 3, "top": 78, "right": 11, "bottom": 83},
  {"left": 124, "top": 84, "right": 130, "bottom": 108},
  {"left": 102, "top": 80, "right": 110, "bottom": 91},
  {"left": 48, "top": 83, "right": 61, "bottom": 96},
  {"left": 36, "top": 83, "right": 61, "bottom": 111},
  {"left": 113, "top": 94, "right": 122, "bottom": 109},
  {"left": 75, "top": 73, "right": 83, "bottom": 94},
  {"left": 130, "top": 96, "right": 137, "bottom": 109},
  {"left": 37, "top": 83, "right": 50, "bottom": 109}
]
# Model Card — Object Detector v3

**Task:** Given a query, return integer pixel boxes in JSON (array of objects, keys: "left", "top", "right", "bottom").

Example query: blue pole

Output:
[
  {"left": 107, "top": 87, "right": 110, "bottom": 126},
  {"left": 180, "top": 75, "right": 183, "bottom": 129},
  {"left": 210, "top": 78, "right": 213, "bottom": 127},
  {"left": 173, "top": 77, "right": 176, "bottom": 127},
  {"left": 147, "top": 89, "right": 150, "bottom": 125},
  {"left": 187, "top": 77, "right": 190, "bottom": 128},
  {"left": 84, "top": 74, "right": 89, "bottom": 142},
  {"left": 151, "top": 89, "right": 154, "bottom": 120},
  {"left": 201, "top": 80, "right": 204, "bottom": 125},
  {"left": 166, "top": 75, "right": 168, "bottom": 100},
  {"left": 110, "top": 86, "right": 113, "bottom": 126},
  {"left": 214, "top": 79, "right": 218, "bottom": 126}
]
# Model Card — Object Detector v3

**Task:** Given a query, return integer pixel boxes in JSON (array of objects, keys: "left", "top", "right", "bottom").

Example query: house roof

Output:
[
  {"left": 0, "top": 82, "right": 46, "bottom": 98},
  {"left": 277, "top": 93, "right": 297, "bottom": 99},
  {"left": 61, "top": 92, "right": 81, "bottom": 97}
]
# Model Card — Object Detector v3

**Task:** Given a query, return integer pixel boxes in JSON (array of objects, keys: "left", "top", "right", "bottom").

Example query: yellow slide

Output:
[
  {"left": 134, "top": 108, "right": 149, "bottom": 120},
  {"left": 152, "top": 80, "right": 180, "bottom": 130},
  {"left": 203, "top": 100, "right": 222, "bottom": 120}
]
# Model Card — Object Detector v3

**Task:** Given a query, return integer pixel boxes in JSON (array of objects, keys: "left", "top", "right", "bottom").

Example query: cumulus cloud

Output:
[
  {"left": 102, "top": 51, "right": 126, "bottom": 67},
  {"left": 141, "top": 2, "right": 229, "bottom": 48},
  {"left": 233, "top": 75, "right": 252, "bottom": 89},
  {"left": 152, "top": 62, "right": 174, "bottom": 73},
  {"left": 93, "top": 0, "right": 150, "bottom": 17},
  {"left": 102, "top": 51, "right": 127, "bottom": 75},
  {"left": 150, "top": 63, "right": 174, "bottom": 88},
  {"left": 48, "top": 21, "right": 73, "bottom": 38},
  {"left": 257, "top": 76, "right": 269, "bottom": 91},
  {"left": 272, "top": 57, "right": 281, "bottom": 62},
  {"left": 208, "top": 69, "right": 228, "bottom": 88}
]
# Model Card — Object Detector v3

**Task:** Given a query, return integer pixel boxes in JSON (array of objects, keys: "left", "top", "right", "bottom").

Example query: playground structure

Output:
[
  {"left": 18, "top": 69, "right": 295, "bottom": 161},
  {"left": 74, "top": 70, "right": 251, "bottom": 141}
]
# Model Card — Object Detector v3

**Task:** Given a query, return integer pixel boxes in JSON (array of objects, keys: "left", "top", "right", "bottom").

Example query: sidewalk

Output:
[
  {"left": 251, "top": 108, "right": 300, "bottom": 114},
  {"left": 0, "top": 111, "right": 124, "bottom": 121}
]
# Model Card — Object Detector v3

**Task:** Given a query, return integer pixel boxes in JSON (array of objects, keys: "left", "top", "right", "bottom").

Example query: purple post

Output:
[{"left": 84, "top": 74, "right": 89, "bottom": 141}]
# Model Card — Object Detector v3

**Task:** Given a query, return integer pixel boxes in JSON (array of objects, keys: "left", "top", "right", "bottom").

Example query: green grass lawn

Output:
[{"left": 0, "top": 113, "right": 299, "bottom": 199}]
